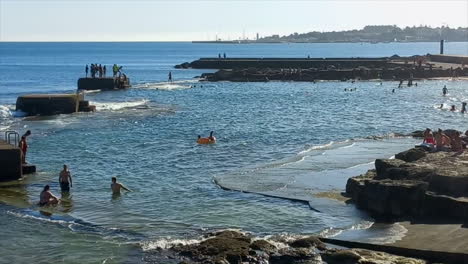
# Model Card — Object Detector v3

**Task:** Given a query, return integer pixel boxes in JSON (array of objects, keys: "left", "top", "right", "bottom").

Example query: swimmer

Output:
[
  {"left": 111, "top": 177, "right": 131, "bottom": 194},
  {"left": 443, "top": 85, "right": 448, "bottom": 96},
  {"left": 451, "top": 105, "right": 456, "bottom": 112},
  {"left": 208, "top": 131, "right": 215, "bottom": 141},
  {"left": 392, "top": 89, "right": 395, "bottom": 93},
  {"left": 39, "top": 185, "right": 59, "bottom": 206},
  {"left": 462, "top": 102, "right": 467, "bottom": 114},
  {"left": 58, "top": 165, "right": 73, "bottom": 192}
]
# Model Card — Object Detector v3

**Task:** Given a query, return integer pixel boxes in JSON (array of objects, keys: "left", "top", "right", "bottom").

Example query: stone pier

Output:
[
  {"left": 0, "top": 139, "right": 35, "bottom": 182},
  {"left": 16, "top": 93, "right": 95, "bottom": 116}
]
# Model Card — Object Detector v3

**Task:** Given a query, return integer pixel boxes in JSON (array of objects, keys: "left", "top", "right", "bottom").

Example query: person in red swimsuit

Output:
[
  {"left": 423, "top": 129, "right": 435, "bottom": 145},
  {"left": 19, "top": 136, "right": 28, "bottom": 164}
]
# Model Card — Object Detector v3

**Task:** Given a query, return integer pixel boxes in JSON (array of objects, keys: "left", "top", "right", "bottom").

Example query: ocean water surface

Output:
[{"left": 0, "top": 42, "right": 468, "bottom": 263}]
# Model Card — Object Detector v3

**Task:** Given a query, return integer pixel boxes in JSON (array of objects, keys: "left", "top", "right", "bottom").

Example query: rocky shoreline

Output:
[
  {"left": 346, "top": 144, "right": 468, "bottom": 222},
  {"left": 145, "top": 230, "right": 427, "bottom": 264}
]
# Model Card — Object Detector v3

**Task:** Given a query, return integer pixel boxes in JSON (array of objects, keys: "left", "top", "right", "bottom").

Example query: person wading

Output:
[{"left": 59, "top": 165, "right": 73, "bottom": 192}]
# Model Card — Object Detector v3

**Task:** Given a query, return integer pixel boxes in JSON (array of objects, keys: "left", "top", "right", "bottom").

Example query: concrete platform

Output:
[
  {"left": 16, "top": 93, "right": 95, "bottom": 116},
  {"left": 78, "top": 77, "right": 131, "bottom": 90},
  {"left": 0, "top": 140, "right": 22, "bottom": 181}
]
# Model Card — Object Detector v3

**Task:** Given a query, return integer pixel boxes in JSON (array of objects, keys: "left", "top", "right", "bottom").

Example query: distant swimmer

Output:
[
  {"left": 168, "top": 71, "right": 173, "bottom": 82},
  {"left": 58, "top": 165, "right": 73, "bottom": 192},
  {"left": 439, "top": 104, "right": 444, "bottom": 109},
  {"left": 39, "top": 185, "right": 59, "bottom": 206},
  {"left": 450, "top": 105, "right": 456, "bottom": 112},
  {"left": 197, "top": 131, "right": 216, "bottom": 144},
  {"left": 462, "top": 102, "right": 467, "bottom": 114},
  {"left": 443, "top": 85, "right": 448, "bottom": 96},
  {"left": 111, "top": 177, "right": 131, "bottom": 194},
  {"left": 392, "top": 89, "right": 395, "bottom": 93}
]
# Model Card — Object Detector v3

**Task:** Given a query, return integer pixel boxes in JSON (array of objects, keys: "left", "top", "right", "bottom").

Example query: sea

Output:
[{"left": 0, "top": 42, "right": 468, "bottom": 263}]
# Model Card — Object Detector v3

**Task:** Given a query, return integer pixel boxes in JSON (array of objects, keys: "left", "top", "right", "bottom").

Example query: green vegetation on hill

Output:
[{"left": 259, "top": 25, "right": 468, "bottom": 43}]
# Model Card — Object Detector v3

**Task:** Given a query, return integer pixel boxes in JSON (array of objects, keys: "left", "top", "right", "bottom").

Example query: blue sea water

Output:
[{"left": 0, "top": 42, "right": 468, "bottom": 263}]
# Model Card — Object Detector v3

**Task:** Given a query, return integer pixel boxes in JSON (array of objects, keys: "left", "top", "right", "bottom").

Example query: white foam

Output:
[
  {"left": 83, "top": 89, "right": 101, "bottom": 94},
  {"left": 134, "top": 80, "right": 194, "bottom": 91},
  {"left": 141, "top": 237, "right": 205, "bottom": 251},
  {"left": 92, "top": 99, "right": 149, "bottom": 111}
]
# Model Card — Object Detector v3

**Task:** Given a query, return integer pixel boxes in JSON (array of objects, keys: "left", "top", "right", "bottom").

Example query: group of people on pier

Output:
[{"left": 85, "top": 64, "right": 123, "bottom": 78}]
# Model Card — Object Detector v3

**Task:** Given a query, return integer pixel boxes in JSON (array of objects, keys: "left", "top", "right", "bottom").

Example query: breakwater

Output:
[{"left": 176, "top": 55, "right": 468, "bottom": 81}]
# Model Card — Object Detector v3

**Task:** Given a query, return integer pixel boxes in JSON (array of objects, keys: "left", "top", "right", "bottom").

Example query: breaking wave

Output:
[{"left": 92, "top": 99, "right": 149, "bottom": 111}]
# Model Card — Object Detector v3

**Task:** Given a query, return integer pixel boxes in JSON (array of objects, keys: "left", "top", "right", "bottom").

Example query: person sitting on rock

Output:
[
  {"left": 423, "top": 128, "right": 435, "bottom": 145},
  {"left": 451, "top": 131, "right": 464, "bottom": 153},
  {"left": 39, "top": 185, "right": 59, "bottom": 206},
  {"left": 435, "top": 129, "right": 451, "bottom": 151}
]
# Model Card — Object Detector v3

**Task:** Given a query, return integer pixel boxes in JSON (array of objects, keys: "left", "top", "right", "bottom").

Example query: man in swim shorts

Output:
[
  {"left": 58, "top": 165, "right": 73, "bottom": 192},
  {"left": 111, "top": 177, "right": 131, "bottom": 194},
  {"left": 39, "top": 185, "right": 59, "bottom": 206}
]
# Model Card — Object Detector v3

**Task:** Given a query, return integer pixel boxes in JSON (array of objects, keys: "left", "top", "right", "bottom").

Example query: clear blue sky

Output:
[{"left": 1, "top": 0, "right": 467, "bottom": 41}]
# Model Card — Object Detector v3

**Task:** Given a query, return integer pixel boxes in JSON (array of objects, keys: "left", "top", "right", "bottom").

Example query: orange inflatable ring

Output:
[{"left": 197, "top": 137, "right": 216, "bottom": 144}]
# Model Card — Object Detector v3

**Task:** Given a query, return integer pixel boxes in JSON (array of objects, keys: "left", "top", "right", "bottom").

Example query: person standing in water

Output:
[
  {"left": 443, "top": 85, "right": 448, "bottom": 96},
  {"left": 39, "top": 185, "right": 59, "bottom": 206},
  {"left": 168, "top": 71, "right": 173, "bottom": 82},
  {"left": 59, "top": 165, "right": 73, "bottom": 192},
  {"left": 461, "top": 102, "right": 467, "bottom": 114},
  {"left": 111, "top": 177, "right": 131, "bottom": 194}
]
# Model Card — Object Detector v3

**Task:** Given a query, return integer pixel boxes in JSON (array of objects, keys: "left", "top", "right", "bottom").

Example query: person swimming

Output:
[
  {"left": 450, "top": 105, "right": 456, "bottom": 112},
  {"left": 197, "top": 131, "right": 216, "bottom": 144},
  {"left": 111, "top": 177, "right": 131, "bottom": 194},
  {"left": 39, "top": 185, "right": 59, "bottom": 206}
]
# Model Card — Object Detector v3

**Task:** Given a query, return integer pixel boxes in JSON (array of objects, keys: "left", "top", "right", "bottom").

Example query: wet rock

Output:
[
  {"left": 289, "top": 236, "right": 326, "bottom": 250},
  {"left": 395, "top": 148, "right": 427, "bottom": 162},
  {"left": 250, "top": 239, "right": 277, "bottom": 254}
]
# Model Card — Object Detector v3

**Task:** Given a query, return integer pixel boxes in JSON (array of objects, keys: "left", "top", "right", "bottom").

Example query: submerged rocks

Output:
[{"left": 346, "top": 147, "right": 468, "bottom": 220}]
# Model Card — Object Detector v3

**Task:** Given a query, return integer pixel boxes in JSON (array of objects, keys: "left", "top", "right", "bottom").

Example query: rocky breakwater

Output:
[
  {"left": 177, "top": 56, "right": 468, "bottom": 82},
  {"left": 146, "top": 230, "right": 426, "bottom": 264},
  {"left": 346, "top": 147, "right": 468, "bottom": 221}
]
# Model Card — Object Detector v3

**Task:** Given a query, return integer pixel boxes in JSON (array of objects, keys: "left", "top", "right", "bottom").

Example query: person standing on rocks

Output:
[
  {"left": 58, "top": 165, "right": 73, "bottom": 193},
  {"left": 103, "top": 65, "right": 106, "bottom": 77},
  {"left": 85, "top": 65, "right": 89, "bottom": 78}
]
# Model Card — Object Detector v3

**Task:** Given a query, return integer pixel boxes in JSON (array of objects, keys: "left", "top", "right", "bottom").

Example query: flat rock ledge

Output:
[
  {"left": 156, "top": 230, "right": 426, "bottom": 264},
  {"left": 346, "top": 147, "right": 468, "bottom": 221}
]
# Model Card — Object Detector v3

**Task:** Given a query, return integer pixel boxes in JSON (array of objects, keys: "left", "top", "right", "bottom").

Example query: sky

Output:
[{"left": 0, "top": 0, "right": 467, "bottom": 41}]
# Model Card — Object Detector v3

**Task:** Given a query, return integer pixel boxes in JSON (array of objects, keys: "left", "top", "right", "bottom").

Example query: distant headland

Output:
[{"left": 193, "top": 25, "right": 468, "bottom": 44}]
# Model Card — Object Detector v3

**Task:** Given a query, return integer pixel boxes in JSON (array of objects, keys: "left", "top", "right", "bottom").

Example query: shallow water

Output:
[{"left": 1, "top": 42, "right": 468, "bottom": 263}]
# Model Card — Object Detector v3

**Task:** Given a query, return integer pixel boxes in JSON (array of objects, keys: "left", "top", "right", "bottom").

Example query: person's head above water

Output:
[{"left": 112, "top": 177, "right": 117, "bottom": 183}]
